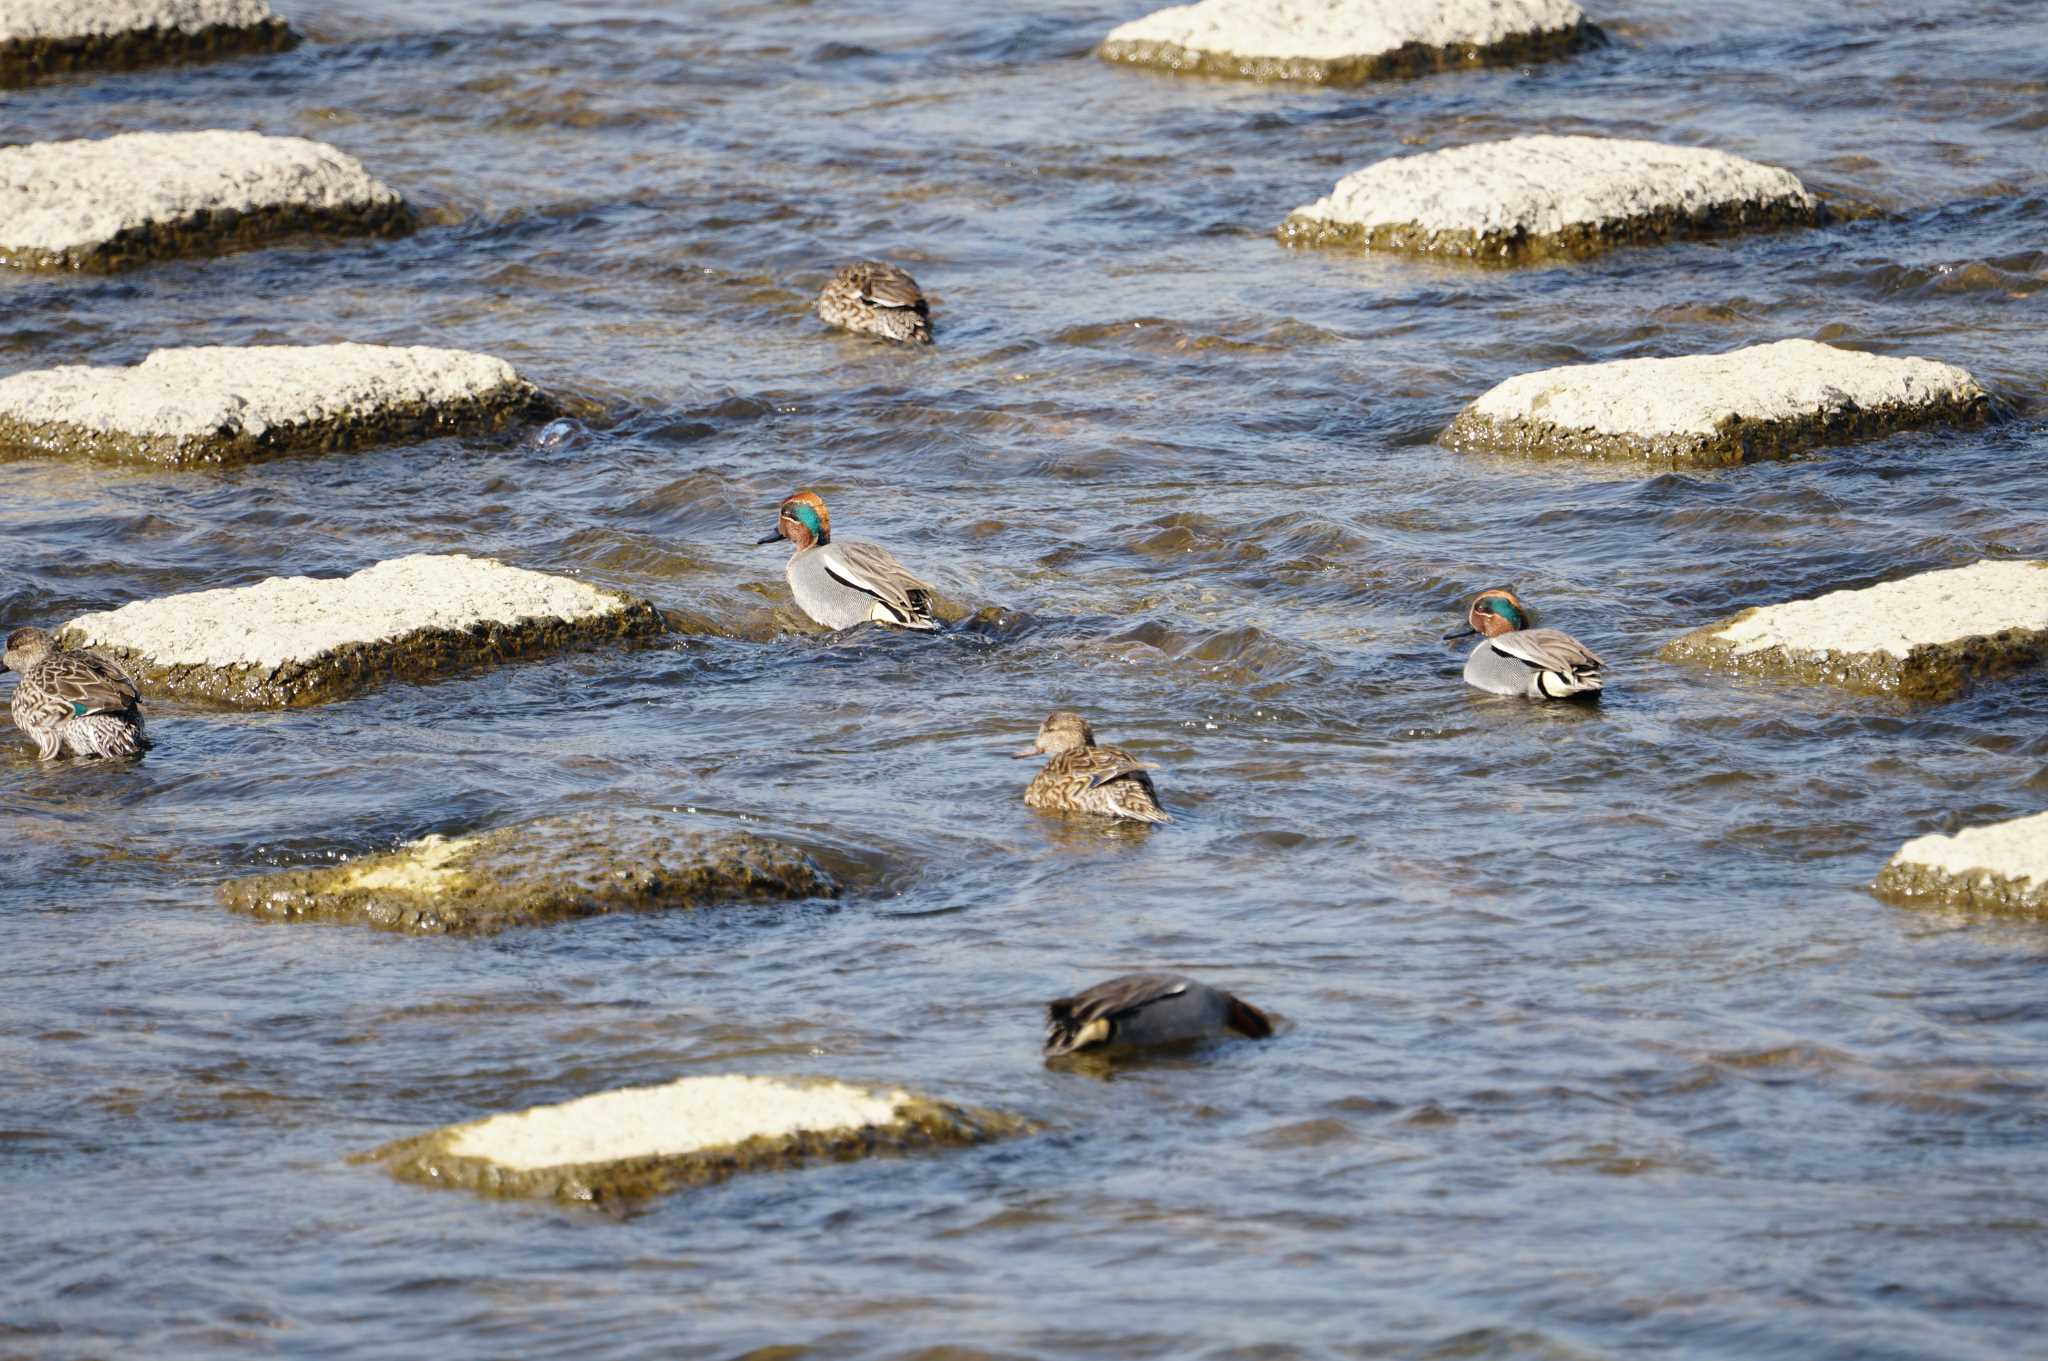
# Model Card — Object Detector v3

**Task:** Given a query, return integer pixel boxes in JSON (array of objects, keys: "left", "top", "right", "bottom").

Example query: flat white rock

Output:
[
  {"left": 447, "top": 1076, "right": 910, "bottom": 1171},
  {"left": 1464, "top": 340, "right": 1986, "bottom": 441},
  {"left": 66, "top": 554, "right": 634, "bottom": 671},
  {"left": 1105, "top": 0, "right": 1586, "bottom": 60},
  {"left": 0, "top": 130, "right": 399, "bottom": 259},
  {"left": 0, "top": 0, "right": 278, "bottom": 41},
  {"left": 1289, "top": 134, "right": 1812, "bottom": 240},
  {"left": 0, "top": 344, "right": 528, "bottom": 441},
  {"left": 1889, "top": 812, "right": 2048, "bottom": 896},
  {"left": 1709, "top": 560, "right": 2048, "bottom": 660}
]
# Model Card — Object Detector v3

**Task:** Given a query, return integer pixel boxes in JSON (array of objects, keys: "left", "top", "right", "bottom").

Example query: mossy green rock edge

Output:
[
  {"left": 354, "top": 1086, "right": 1035, "bottom": 1204},
  {"left": 220, "top": 813, "right": 838, "bottom": 935},
  {"left": 1439, "top": 387, "right": 1994, "bottom": 469},
  {"left": 0, "top": 18, "right": 298, "bottom": 87},
  {"left": 1097, "top": 19, "right": 1601, "bottom": 87},
  {"left": 0, "top": 196, "right": 414, "bottom": 273},
  {"left": 57, "top": 589, "right": 666, "bottom": 708},
  {"left": 1871, "top": 858, "right": 2048, "bottom": 921},
  {"left": 1660, "top": 608, "right": 2048, "bottom": 702},
  {"left": 0, "top": 386, "right": 558, "bottom": 467}
]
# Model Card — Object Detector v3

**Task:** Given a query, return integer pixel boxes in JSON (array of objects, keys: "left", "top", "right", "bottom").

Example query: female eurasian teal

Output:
[
  {"left": 756, "top": 490, "right": 938, "bottom": 631},
  {"left": 1045, "top": 973, "right": 1272, "bottom": 1056},
  {"left": 1013, "top": 711, "right": 1170, "bottom": 824},
  {"left": 3, "top": 627, "right": 148, "bottom": 759},
  {"left": 1444, "top": 588, "right": 1604, "bottom": 699},
  {"left": 816, "top": 261, "right": 932, "bottom": 344}
]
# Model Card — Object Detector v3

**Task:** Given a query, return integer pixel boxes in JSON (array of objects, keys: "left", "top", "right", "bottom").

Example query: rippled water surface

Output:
[{"left": 5, "top": 2, "right": 2048, "bottom": 1356}]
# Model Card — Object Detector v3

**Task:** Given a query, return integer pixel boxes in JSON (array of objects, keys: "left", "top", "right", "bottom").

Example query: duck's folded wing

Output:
[
  {"left": 1050, "top": 973, "right": 1190, "bottom": 1026},
  {"left": 1491, "top": 628, "right": 1602, "bottom": 674},
  {"left": 44, "top": 655, "right": 141, "bottom": 715},
  {"left": 1069, "top": 744, "right": 1160, "bottom": 790},
  {"left": 858, "top": 266, "right": 925, "bottom": 310},
  {"left": 821, "top": 540, "right": 935, "bottom": 618}
]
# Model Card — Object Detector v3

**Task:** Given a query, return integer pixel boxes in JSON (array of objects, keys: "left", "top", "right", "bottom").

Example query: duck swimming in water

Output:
[
  {"left": 3, "top": 626, "right": 148, "bottom": 759},
  {"left": 1444, "top": 588, "right": 1604, "bottom": 699},
  {"left": 1014, "top": 710, "right": 1171, "bottom": 825},
  {"left": 1045, "top": 973, "right": 1273, "bottom": 1056},
  {"left": 757, "top": 490, "right": 938, "bottom": 631},
  {"left": 816, "top": 261, "right": 932, "bottom": 344}
]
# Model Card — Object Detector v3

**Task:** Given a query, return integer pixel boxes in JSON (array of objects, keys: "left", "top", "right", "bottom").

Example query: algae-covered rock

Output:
[
  {"left": 1873, "top": 811, "right": 2048, "bottom": 920},
  {"left": 1280, "top": 135, "right": 1818, "bottom": 263},
  {"left": 1098, "top": 0, "right": 1598, "bottom": 85},
  {"left": 1440, "top": 340, "right": 1991, "bottom": 469},
  {"left": 0, "top": 0, "right": 296, "bottom": 86},
  {"left": 358, "top": 1074, "right": 1030, "bottom": 1203},
  {"left": 59, "top": 553, "right": 666, "bottom": 708},
  {"left": 1662, "top": 560, "right": 2048, "bottom": 702},
  {"left": 221, "top": 811, "right": 838, "bottom": 935},
  {"left": 0, "top": 345, "right": 551, "bottom": 466},
  {"left": 0, "top": 130, "right": 408, "bottom": 272}
]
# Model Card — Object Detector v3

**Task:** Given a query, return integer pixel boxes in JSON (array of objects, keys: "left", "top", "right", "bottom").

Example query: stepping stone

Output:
[
  {"left": 59, "top": 553, "right": 666, "bottom": 708},
  {"left": 0, "top": 130, "right": 408, "bottom": 272},
  {"left": 1099, "top": 0, "right": 1598, "bottom": 84},
  {"left": 0, "top": 344, "right": 551, "bottom": 466},
  {"left": 1662, "top": 559, "right": 2048, "bottom": 703},
  {"left": 0, "top": 0, "right": 295, "bottom": 86},
  {"left": 1874, "top": 811, "right": 2048, "bottom": 920},
  {"left": 1439, "top": 339, "right": 1990, "bottom": 469},
  {"left": 1280, "top": 134, "right": 1818, "bottom": 262},
  {"left": 358, "top": 1075, "right": 1028, "bottom": 1204},
  {"left": 220, "top": 811, "right": 837, "bottom": 935}
]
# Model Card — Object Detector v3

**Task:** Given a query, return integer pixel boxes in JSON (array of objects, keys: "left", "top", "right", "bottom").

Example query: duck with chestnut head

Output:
[
  {"left": 756, "top": 490, "right": 938, "bottom": 631},
  {"left": 1444, "top": 588, "right": 1603, "bottom": 699}
]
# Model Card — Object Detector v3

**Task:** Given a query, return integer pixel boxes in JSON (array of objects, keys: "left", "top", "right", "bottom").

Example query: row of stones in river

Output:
[{"left": 9, "top": 0, "right": 2044, "bottom": 1202}]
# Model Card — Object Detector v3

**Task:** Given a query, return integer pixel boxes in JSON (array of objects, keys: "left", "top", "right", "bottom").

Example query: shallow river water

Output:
[{"left": 5, "top": 2, "right": 2048, "bottom": 1357}]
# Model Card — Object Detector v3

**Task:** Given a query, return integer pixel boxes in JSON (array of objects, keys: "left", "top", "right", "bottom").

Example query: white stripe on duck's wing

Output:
[
  {"left": 1052, "top": 973, "right": 1192, "bottom": 1028},
  {"left": 1489, "top": 627, "right": 1603, "bottom": 675},
  {"left": 819, "top": 540, "right": 938, "bottom": 628},
  {"left": 855, "top": 263, "right": 925, "bottom": 309}
]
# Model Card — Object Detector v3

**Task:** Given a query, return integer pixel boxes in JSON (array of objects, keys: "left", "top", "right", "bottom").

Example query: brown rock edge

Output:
[
  {"left": 1277, "top": 193, "right": 1821, "bottom": 263},
  {"left": 0, "top": 18, "right": 298, "bottom": 86},
  {"left": 0, "top": 196, "right": 415, "bottom": 273},
  {"left": 1659, "top": 612, "right": 2048, "bottom": 703},
  {"left": 1438, "top": 387, "right": 1994, "bottom": 469},
  {"left": 354, "top": 1085, "right": 1033, "bottom": 1204},
  {"left": 1097, "top": 18, "right": 1600, "bottom": 86},
  {"left": 58, "top": 591, "right": 667, "bottom": 708},
  {"left": 1872, "top": 858, "right": 2048, "bottom": 920},
  {"left": 220, "top": 813, "right": 839, "bottom": 935}
]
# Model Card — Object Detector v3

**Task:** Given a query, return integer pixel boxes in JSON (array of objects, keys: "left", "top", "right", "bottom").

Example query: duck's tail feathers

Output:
[
  {"left": 1043, "top": 1002, "right": 1112, "bottom": 1057},
  {"left": 1535, "top": 669, "right": 1603, "bottom": 700},
  {"left": 1226, "top": 997, "right": 1275, "bottom": 1040},
  {"left": 1122, "top": 802, "right": 1173, "bottom": 825}
]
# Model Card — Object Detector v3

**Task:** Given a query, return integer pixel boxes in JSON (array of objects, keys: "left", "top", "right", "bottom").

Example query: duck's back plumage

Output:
[
  {"left": 788, "top": 539, "right": 937, "bottom": 630},
  {"left": 1024, "top": 744, "right": 1170, "bottom": 823},
  {"left": 817, "top": 262, "right": 932, "bottom": 344}
]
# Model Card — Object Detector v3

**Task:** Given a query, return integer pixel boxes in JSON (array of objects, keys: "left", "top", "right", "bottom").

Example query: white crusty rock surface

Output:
[
  {"left": 1663, "top": 559, "right": 2048, "bottom": 702},
  {"left": 0, "top": 1, "right": 294, "bottom": 84},
  {"left": 1282, "top": 135, "right": 1817, "bottom": 260},
  {"left": 0, "top": 131, "right": 405, "bottom": 270},
  {"left": 1100, "top": 0, "right": 1595, "bottom": 81},
  {"left": 0, "top": 0, "right": 278, "bottom": 40},
  {"left": 360, "top": 1075, "right": 1029, "bottom": 1202},
  {"left": 0, "top": 344, "right": 545, "bottom": 465},
  {"left": 60, "top": 554, "right": 665, "bottom": 706},
  {"left": 1441, "top": 339, "right": 1990, "bottom": 468},
  {"left": 1877, "top": 811, "right": 2048, "bottom": 918}
]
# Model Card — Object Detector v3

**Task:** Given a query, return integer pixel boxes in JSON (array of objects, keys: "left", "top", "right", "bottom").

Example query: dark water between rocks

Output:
[{"left": 5, "top": 2, "right": 2048, "bottom": 1356}]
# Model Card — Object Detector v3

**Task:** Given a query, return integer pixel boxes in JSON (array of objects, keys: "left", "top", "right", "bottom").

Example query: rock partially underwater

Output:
[
  {"left": 1662, "top": 559, "right": 2048, "bottom": 702},
  {"left": 1874, "top": 811, "right": 2048, "bottom": 921},
  {"left": 60, "top": 554, "right": 665, "bottom": 708},
  {"left": 0, "top": 345, "right": 550, "bottom": 466},
  {"left": 1440, "top": 340, "right": 1991, "bottom": 469},
  {"left": 357, "top": 1074, "right": 1028, "bottom": 1203},
  {"left": 0, "top": 0, "right": 296, "bottom": 86},
  {"left": 220, "top": 811, "right": 837, "bottom": 935}
]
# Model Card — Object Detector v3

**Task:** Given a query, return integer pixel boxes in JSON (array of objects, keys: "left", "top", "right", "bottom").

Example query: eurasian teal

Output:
[
  {"left": 1444, "top": 588, "right": 1604, "bottom": 699},
  {"left": 3, "top": 627, "right": 148, "bottom": 759},
  {"left": 1014, "top": 711, "right": 1170, "bottom": 824},
  {"left": 1045, "top": 973, "right": 1273, "bottom": 1056},
  {"left": 816, "top": 261, "right": 932, "bottom": 344},
  {"left": 757, "top": 490, "right": 938, "bottom": 631}
]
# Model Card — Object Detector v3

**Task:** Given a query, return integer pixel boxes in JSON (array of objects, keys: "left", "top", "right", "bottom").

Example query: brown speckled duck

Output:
[
  {"left": 1045, "top": 973, "right": 1273, "bottom": 1056},
  {"left": 3, "top": 627, "right": 148, "bottom": 759},
  {"left": 816, "top": 261, "right": 932, "bottom": 344},
  {"left": 1013, "top": 711, "right": 1170, "bottom": 825}
]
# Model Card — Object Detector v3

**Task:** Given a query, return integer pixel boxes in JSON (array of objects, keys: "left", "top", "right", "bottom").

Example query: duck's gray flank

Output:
[
  {"left": 1044, "top": 972, "right": 1272, "bottom": 1055},
  {"left": 3, "top": 627, "right": 149, "bottom": 760}
]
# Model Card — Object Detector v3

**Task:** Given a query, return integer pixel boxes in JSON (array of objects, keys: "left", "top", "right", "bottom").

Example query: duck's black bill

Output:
[
  {"left": 755, "top": 530, "right": 783, "bottom": 545},
  {"left": 1441, "top": 627, "right": 1477, "bottom": 641}
]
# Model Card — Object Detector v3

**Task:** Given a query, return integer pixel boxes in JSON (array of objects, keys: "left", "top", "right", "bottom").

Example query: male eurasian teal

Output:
[
  {"left": 1444, "top": 588, "right": 1604, "bottom": 699},
  {"left": 3, "top": 627, "right": 148, "bottom": 759},
  {"left": 816, "top": 261, "right": 932, "bottom": 344},
  {"left": 1014, "top": 711, "right": 1170, "bottom": 824},
  {"left": 757, "top": 490, "right": 938, "bottom": 631},
  {"left": 1045, "top": 973, "right": 1273, "bottom": 1056}
]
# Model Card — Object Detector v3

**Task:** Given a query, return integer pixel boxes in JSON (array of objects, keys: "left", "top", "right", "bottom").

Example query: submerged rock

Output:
[
  {"left": 220, "top": 811, "right": 837, "bottom": 935},
  {"left": 0, "top": 130, "right": 408, "bottom": 272},
  {"left": 1098, "top": 0, "right": 1598, "bottom": 84},
  {"left": 1279, "top": 135, "right": 1818, "bottom": 262},
  {"left": 0, "top": 344, "right": 551, "bottom": 466},
  {"left": 1439, "top": 340, "right": 1991, "bottom": 469},
  {"left": 0, "top": 0, "right": 295, "bottom": 85},
  {"left": 1662, "top": 559, "right": 2048, "bottom": 702},
  {"left": 358, "top": 1074, "right": 1028, "bottom": 1203},
  {"left": 1874, "top": 811, "right": 2048, "bottom": 920},
  {"left": 59, "top": 553, "right": 665, "bottom": 708}
]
